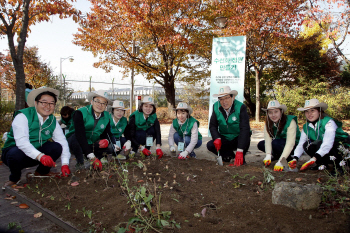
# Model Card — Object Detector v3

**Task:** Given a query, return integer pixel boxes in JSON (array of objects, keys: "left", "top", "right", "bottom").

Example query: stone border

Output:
[{"left": 5, "top": 186, "right": 82, "bottom": 233}]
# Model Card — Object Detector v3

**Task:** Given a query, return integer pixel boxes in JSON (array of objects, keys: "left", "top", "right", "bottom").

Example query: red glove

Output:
[
  {"left": 233, "top": 151, "right": 244, "bottom": 166},
  {"left": 40, "top": 155, "right": 56, "bottom": 167},
  {"left": 92, "top": 158, "right": 102, "bottom": 170},
  {"left": 142, "top": 148, "right": 151, "bottom": 156},
  {"left": 156, "top": 148, "right": 163, "bottom": 159},
  {"left": 61, "top": 165, "right": 71, "bottom": 177},
  {"left": 213, "top": 138, "right": 222, "bottom": 151},
  {"left": 288, "top": 159, "right": 297, "bottom": 169},
  {"left": 99, "top": 139, "right": 109, "bottom": 148}
]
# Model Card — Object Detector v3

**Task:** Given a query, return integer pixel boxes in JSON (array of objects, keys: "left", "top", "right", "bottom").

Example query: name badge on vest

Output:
[
  {"left": 119, "top": 128, "right": 122, "bottom": 132},
  {"left": 178, "top": 142, "right": 185, "bottom": 152},
  {"left": 116, "top": 140, "right": 121, "bottom": 148},
  {"left": 146, "top": 136, "right": 153, "bottom": 146}
]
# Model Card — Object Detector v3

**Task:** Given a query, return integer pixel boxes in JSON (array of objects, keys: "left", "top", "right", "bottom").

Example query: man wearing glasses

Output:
[
  {"left": 207, "top": 86, "right": 251, "bottom": 166},
  {"left": 2, "top": 87, "right": 71, "bottom": 188},
  {"left": 66, "top": 90, "right": 115, "bottom": 170}
]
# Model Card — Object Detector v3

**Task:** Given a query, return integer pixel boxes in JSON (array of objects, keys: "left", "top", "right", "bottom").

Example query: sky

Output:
[
  {"left": 1, "top": 0, "right": 350, "bottom": 93},
  {"left": 0, "top": 0, "right": 152, "bottom": 92}
]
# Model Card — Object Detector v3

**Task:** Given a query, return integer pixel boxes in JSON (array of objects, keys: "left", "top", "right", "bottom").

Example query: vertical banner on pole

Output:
[{"left": 208, "top": 36, "right": 246, "bottom": 136}]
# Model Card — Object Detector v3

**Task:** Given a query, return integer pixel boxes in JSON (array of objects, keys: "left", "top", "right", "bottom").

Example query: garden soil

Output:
[{"left": 18, "top": 155, "right": 350, "bottom": 233}]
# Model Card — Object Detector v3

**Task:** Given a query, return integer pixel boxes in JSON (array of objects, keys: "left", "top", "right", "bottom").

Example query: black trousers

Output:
[
  {"left": 1, "top": 142, "right": 62, "bottom": 182},
  {"left": 207, "top": 135, "right": 250, "bottom": 162},
  {"left": 303, "top": 140, "right": 342, "bottom": 166},
  {"left": 257, "top": 139, "right": 296, "bottom": 161},
  {"left": 67, "top": 134, "right": 113, "bottom": 164},
  {"left": 131, "top": 126, "right": 157, "bottom": 152}
]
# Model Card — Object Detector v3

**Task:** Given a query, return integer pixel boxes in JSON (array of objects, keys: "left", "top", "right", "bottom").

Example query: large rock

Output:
[{"left": 272, "top": 182, "right": 323, "bottom": 210}]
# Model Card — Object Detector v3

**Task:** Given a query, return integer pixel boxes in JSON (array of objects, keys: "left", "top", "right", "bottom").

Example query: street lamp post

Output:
[
  {"left": 130, "top": 40, "right": 139, "bottom": 113},
  {"left": 60, "top": 56, "right": 74, "bottom": 105}
]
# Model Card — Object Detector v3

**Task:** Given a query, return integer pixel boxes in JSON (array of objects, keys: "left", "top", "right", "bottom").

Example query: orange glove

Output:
[
  {"left": 288, "top": 159, "right": 297, "bottom": 169},
  {"left": 263, "top": 154, "right": 272, "bottom": 167},
  {"left": 213, "top": 139, "right": 222, "bottom": 151},
  {"left": 142, "top": 148, "right": 151, "bottom": 156},
  {"left": 61, "top": 165, "right": 71, "bottom": 177},
  {"left": 300, "top": 157, "right": 316, "bottom": 171},
  {"left": 98, "top": 139, "right": 109, "bottom": 148},
  {"left": 156, "top": 148, "right": 163, "bottom": 159},
  {"left": 274, "top": 161, "right": 284, "bottom": 171},
  {"left": 40, "top": 155, "right": 56, "bottom": 167},
  {"left": 92, "top": 158, "right": 102, "bottom": 170},
  {"left": 233, "top": 151, "right": 244, "bottom": 166}
]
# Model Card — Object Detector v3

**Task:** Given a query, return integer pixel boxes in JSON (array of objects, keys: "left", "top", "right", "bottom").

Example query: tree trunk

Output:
[
  {"left": 255, "top": 68, "right": 260, "bottom": 123},
  {"left": 8, "top": 0, "right": 31, "bottom": 111},
  {"left": 243, "top": 88, "right": 256, "bottom": 117}
]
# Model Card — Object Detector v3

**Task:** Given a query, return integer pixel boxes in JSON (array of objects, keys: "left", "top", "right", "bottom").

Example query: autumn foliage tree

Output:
[
  {"left": 1, "top": 46, "right": 57, "bottom": 91},
  {"left": 73, "top": 0, "right": 214, "bottom": 109},
  {"left": 304, "top": 0, "right": 350, "bottom": 66},
  {"left": 208, "top": 0, "right": 305, "bottom": 122},
  {"left": 0, "top": 0, "right": 80, "bottom": 110}
]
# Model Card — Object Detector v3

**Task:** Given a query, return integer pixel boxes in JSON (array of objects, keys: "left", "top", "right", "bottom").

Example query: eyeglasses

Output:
[
  {"left": 93, "top": 100, "right": 107, "bottom": 107},
  {"left": 219, "top": 96, "right": 232, "bottom": 102},
  {"left": 37, "top": 101, "right": 56, "bottom": 107}
]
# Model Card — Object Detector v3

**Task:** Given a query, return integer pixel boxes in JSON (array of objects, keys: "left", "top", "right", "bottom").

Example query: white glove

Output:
[
  {"left": 2, "top": 132, "right": 8, "bottom": 142},
  {"left": 178, "top": 151, "right": 188, "bottom": 159},
  {"left": 140, "top": 145, "right": 145, "bottom": 151},
  {"left": 170, "top": 146, "right": 176, "bottom": 152},
  {"left": 263, "top": 153, "right": 272, "bottom": 166},
  {"left": 87, "top": 153, "right": 96, "bottom": 159},
  {"left": 114, "top": 144, "right": 121, "bottom": 152},
  {"left": 123, "top": 140, "right": 131, "bottom": 150}
]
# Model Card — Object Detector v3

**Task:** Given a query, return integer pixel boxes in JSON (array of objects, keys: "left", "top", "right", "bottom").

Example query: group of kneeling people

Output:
[{"left": 1, "top": 85, "right": 349, "bottom": 187}]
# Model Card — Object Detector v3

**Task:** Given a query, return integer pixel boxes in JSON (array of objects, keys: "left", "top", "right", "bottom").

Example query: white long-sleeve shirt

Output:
[
  {"left": 11, "top": 113, "right": 71, "bottom": 165},
  {"left": 168, "top": 120, "right": 199, "bottom": 153},
  {"left": 294, "top": 119, "right": 337, "bottom": 158}
]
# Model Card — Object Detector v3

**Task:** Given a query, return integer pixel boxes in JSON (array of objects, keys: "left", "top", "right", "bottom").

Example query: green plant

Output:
[
  {"left": 65, "top": 202, "right": 71, "bottom": 210},
  {"left": 115, "top": 162, "right": 180, "bottom": 232},
  {"left": 262, "top": 168, "right": 275, "bottom": 188},
  {"left": 8, "top": 222, "right": 22, "bottom": 231},
  {"left": 319, "top": 143, "right": 350, "bottom": 214}
]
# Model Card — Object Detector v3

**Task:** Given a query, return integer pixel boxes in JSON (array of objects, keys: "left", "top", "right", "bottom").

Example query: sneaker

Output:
[
  {"left": 116, "top": 154, "right": 126, "bottom": 160},
  {"left": 189, "top": 151, "right": 196, "bottom": 158},
  {"left": 2, "top": 181, "right": 17, "bottom": 190},
  {"left": 100, "top": 157, "right": 109, "bottom": 164}
]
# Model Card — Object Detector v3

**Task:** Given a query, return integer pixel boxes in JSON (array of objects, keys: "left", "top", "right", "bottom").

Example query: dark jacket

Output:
[
  {"left": 72, "top": 109, "right": 115, "bottom": 155},
  {"left": 209, "top": 101, "right": 250, "bottom": 150}
]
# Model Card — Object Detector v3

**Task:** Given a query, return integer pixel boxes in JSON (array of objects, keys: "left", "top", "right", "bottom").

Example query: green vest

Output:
[
  {"left": 272, "top": 115, "right": 301, "bottom": 143},
  {"left": 172, "top": 116, "right": 202, "bottom": 140},
  {"left": 66, "top": 105, "right": 110, "bottom": 144},
  {"left": 129, "top": 110, "right": 157, "bottom": 131},
  {"left": 3, "top": 107, "right": 57, "bottom": 149},
  {"left": 110, "top": 115, "right": 128, "bottom": 138},
  {"left": 213, "top": 100, "right": 242, "bottom": 141},
  {"left": 303, "top": 116, "right": 349, "bottom": 142}
]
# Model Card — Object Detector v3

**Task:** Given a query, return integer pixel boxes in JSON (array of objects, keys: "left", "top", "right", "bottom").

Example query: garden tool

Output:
[{"left": 217, "top": 150, "right": 223, "bottom": 166}]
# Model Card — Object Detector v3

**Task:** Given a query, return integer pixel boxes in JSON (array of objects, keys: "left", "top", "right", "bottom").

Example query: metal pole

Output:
[
  {"left": 59, "top": 58, "right": 63, "bottom": 86},
  {"left": 89, "top": 76, "right": 92, "bottom": 92},
  {"left": 63, "top": 75, "right": 66, "bottom": 106},
  {"left": 130, "top": 40, "right": 136, "bottom": 113},
  {"left": 112, "top": 78, "right": 115, "bottom": 100}
]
